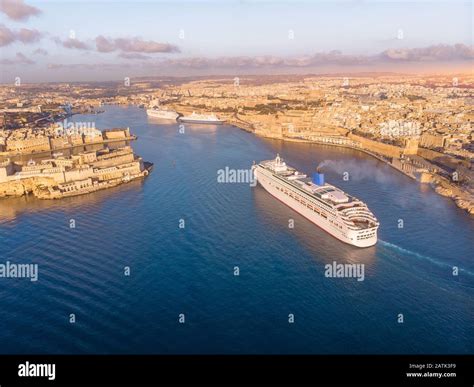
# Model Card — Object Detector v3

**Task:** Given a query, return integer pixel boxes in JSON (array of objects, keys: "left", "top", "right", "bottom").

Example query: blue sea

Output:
[{"left": 0, "top": 105, "right": 472, "bottom": 354}]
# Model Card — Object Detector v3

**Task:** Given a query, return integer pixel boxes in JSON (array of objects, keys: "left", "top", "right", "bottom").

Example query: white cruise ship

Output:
[
  {"left": 146, "top": 106, "right": 179, "bottom": 121},
  {"left": 252, "top": 154, "right": 379, "bottom": 247},
  {"left": 178, "top": 112, "right": 224, "bottom": 125}
]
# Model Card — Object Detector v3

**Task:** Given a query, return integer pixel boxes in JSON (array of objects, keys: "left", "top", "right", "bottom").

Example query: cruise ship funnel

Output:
[{"left": 313, "top": 172, "right": 325, "bottom": 186}]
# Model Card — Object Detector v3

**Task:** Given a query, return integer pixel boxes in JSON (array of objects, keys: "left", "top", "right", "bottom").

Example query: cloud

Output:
[
  {"left": 33, "top": 48, "right": 48, "bottom": 55},
  {"left": 0, "top": 24, "right": 42, "bottom": 46},
  {"left": 16, "top": 27, "right": 41, "bottom": 43},
  {"left": 0, "top": 52, "right": 34, "bottom": 65},
  {"left": 43, "top": 43, "right": 474, "bottom": 75},
  {"left": 95, "top": 35, "right": 179, "bottom": 53},
  {"left": 0, "top": 24, "right": 15, "bottom": 46},
  {"left": 54, "top": 37, "right": 90, "bottom": 50},
  {"left": 0, "top": 0, "right": 41, "bottom": 21},
  {"left": 95, "top": 35, "right": 115, "bottom": 53},
  {"left": 115, "top": 37, "right": 179, "bottom": 53},
  {"left": 118, "top": 52, "right": 152, "bottom": 60},
  {"left": 47, "top": 62, "right": 132, "bottom": 70},
  {"left": 157, "top": 44, "right": 473, "bottom": 70},
  {"left": 380, "top": 44, "right": 474, "bottom": 61},
  {"left": 160, "top": 52, "right": 371, "bottom": 69}
]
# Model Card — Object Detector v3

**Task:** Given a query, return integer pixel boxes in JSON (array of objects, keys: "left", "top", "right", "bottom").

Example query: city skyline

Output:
[{"left": 0, "top": 0, "right": 473, "bottom": 82}]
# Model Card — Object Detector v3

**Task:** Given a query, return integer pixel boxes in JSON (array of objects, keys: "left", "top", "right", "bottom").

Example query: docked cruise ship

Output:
[
  {"left": 146, "top": 106, "right": 179, "bottom": 121},
  {"left": 252, "top": 154, "right": 379, "bottom": 247},
  {"left": 178, "top": 112, "right": 224, "bottom": 124}
]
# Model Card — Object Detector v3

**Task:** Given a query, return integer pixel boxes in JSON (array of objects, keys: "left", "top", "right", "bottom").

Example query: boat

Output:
[
  {"left": 252, "top": 154, "right": 379, "bottom": 247},
  {"left": 178, "top": 112, "right": 224, "bottom": 125},
  {"left": 146, "top": 106, "right": 179, "bottom": 121}
]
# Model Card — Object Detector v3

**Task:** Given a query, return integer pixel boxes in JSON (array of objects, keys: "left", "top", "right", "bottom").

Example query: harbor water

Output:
[{"left": 0, "top": 105, "right": 472, "bottom": 354}]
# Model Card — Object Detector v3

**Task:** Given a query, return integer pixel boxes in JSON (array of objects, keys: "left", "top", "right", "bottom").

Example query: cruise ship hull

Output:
[
  {"left": 178, "top": 118, "right": 224, "bottom": 125},
  {"left": 146, "top": 109, "right": 179, "bottom": 121},
  {"left": 253, "top": 166, "right": 378, "bottom": 248}
]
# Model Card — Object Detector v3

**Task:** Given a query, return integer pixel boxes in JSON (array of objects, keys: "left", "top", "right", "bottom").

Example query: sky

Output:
[{"left": 0, "top": 0, "right": 473, "bottom": 82}]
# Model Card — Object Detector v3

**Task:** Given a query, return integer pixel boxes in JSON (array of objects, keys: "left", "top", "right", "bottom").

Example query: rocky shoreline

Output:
[{"left": 433, "top": 181, "right": 474, "bottom": 215}]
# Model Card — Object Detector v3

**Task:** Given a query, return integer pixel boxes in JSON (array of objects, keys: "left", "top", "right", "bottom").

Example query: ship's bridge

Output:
[{"left": 264, "top": 153, "right": 290, "bottom": 174}]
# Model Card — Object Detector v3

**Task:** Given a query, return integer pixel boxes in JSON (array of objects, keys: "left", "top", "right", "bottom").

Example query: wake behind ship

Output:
[{"left": 252, "top": 154, "right": 379, "bottom": 247}]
